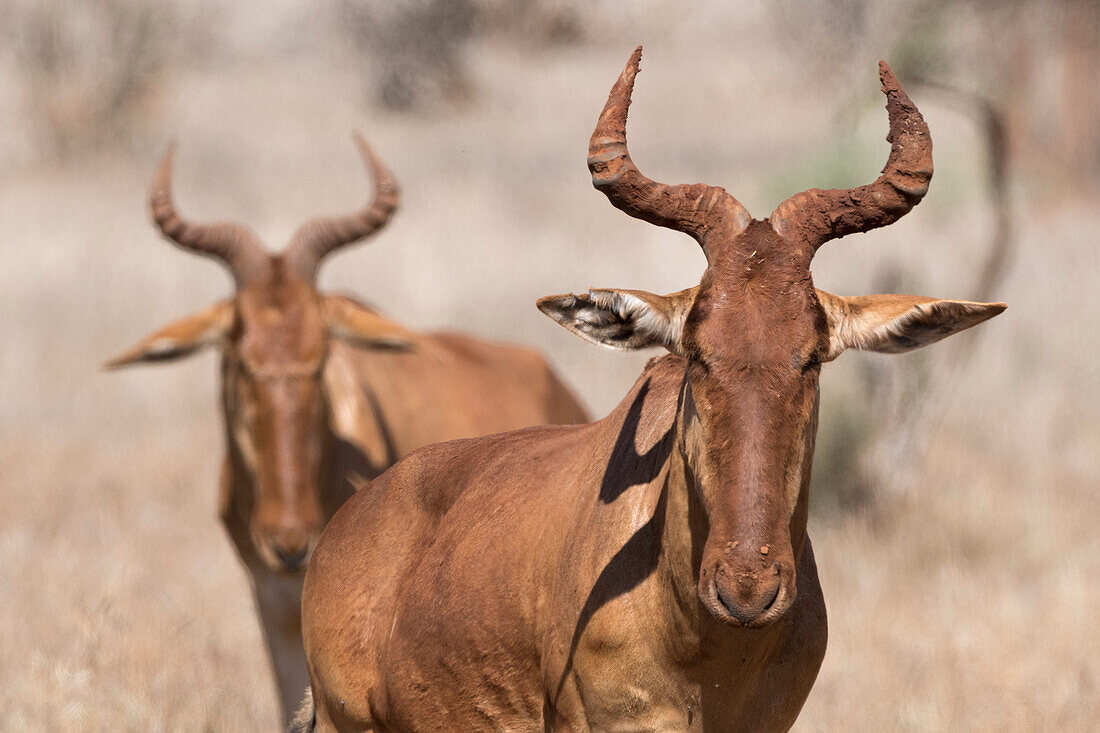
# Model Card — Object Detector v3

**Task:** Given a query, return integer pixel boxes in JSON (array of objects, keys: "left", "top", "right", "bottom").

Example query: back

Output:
[{"left": 324, "top": 331, "right": 588, "bottom": 474}]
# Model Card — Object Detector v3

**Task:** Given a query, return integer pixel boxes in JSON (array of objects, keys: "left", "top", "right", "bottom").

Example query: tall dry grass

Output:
[{"left": 0, "top": 1, "right": 1096, "bottom": 730}]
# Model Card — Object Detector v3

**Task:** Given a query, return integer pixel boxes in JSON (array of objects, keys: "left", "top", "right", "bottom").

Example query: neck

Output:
[{"left": 220, "top": 446, "right": 260, "bottom": 566}]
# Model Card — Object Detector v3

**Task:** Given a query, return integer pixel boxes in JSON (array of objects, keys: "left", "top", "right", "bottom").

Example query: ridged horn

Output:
[
  {"left": 770, "top": 61, "right": 933, "bottom": 250},
  {"left": 588, "top": 46, "right": 750, "bottom": 260},
  {"left": 150, "top": 144, "right": 268, "bottom": 284},
  {"left": 285, "top": 132, "right": 400, "bottom": 279}
]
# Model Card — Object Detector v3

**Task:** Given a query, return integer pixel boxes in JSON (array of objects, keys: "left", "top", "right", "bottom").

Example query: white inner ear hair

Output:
[
  {"left": 837, "top": 300, "right": 993, "bottom": 356},
  {"left": 855, "top": 303, "right": 937, "bottom": 354},
  {"left": 828, "top": 302, "right": 928, "bottom": 357},
  {"left": 587, "top": 290, "right": 685, "bottom": 350},
  {"left": 148, "top": 329, "right": 221, "bottom": 358}
]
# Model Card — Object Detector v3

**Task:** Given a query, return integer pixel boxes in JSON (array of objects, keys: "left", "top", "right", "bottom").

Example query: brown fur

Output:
[
  {"left": 303, "top": 357, "right": 827, "bottom": 732},
  {"left": 107, "top": 139, "right": 589, "bottom": 724},
  {"left": 300, "top": 49, "right": 1004, "bottom": 731}
]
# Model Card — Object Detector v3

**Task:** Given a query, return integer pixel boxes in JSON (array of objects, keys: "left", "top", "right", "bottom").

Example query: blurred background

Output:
[{"left": 1, "top": 0, "right": 1096, "bottom": 729}]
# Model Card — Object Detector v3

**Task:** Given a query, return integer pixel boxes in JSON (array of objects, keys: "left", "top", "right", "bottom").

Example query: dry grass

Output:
[{"left": 1, "top": 2, "right": 1096, "bottom": 730}]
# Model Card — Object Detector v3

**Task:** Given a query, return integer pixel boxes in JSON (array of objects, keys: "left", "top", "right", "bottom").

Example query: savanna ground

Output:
[{"left": 0, "top": 1, "right": 1097, "bottom": 730}]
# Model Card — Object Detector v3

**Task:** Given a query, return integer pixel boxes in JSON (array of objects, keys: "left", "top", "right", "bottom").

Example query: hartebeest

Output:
[
  {"left": 106, "top": 135, "right": 588, "bottom": 723},
  {"left": 297, "top": 51, "right": 1005, "bottom": 732}
]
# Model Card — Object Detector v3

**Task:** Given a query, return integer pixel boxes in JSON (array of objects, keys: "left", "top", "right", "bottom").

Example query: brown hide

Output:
[
  {"left": 223, "top": 319, "right": 589, "bottom": 720},
  {"left": 300, "top": 49, "right": 1004, "bottom": 732},
  {"left": 108, "top": 135, "right": 589, "bottom": 724},
  {"left": 303, "top": 358, "right": 827, "bottom": 732}
]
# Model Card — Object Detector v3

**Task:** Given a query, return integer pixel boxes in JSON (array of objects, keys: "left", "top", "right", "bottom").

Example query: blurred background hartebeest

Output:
[{"left": 104, "top": 134, "right": 587, "bottom": 723}]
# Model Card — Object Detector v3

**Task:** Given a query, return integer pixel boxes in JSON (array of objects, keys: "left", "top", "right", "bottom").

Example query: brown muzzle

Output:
[
  {"left": 252, "top": 510, "right": 323, "bottom": 573},
  {"left": 701, "top": 539, "right": 796, "bottom": 627}
]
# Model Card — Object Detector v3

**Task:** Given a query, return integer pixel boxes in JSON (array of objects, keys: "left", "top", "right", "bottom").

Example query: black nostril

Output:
[
  {"left": 274, "top": 545, "right": 309, "bottom": 570},
  {"left": 716, "top": 584, "right": 743, "bottom": 617},
  {"left": 715, "top": 572, "right": 782, "bottom": 623},
  {"left": 759, "top": 575, "right": 781, "bottom": 611}
]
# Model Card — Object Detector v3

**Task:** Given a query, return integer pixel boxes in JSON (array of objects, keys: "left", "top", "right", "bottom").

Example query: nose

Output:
[
  {"left": 715, "top": 566, "right": 782, "bottom": 625},
  {"left": 274, "top": 543, "right": 310, "bottom": 571},
  {"left": 265, "top": 528, "right": 314, "bottom": 571}
]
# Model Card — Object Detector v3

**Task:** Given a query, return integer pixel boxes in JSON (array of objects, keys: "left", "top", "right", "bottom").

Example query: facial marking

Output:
[
  {"left": 675, "top": 223, "right": 826, "bottom": 626},
  {"left": 221, "top": 267, "right": 331, "bottom": 572}
]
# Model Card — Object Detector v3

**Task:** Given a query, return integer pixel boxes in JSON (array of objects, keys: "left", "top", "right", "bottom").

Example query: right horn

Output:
[
  {"left": 770, "top": 61, "right": 933, "bottom": 250},
  {"left": 150, "top": 144, "right": 268, "bottom": 284},
  {"left": 588, "top": 46, "right": 750, "bottom": 260}
]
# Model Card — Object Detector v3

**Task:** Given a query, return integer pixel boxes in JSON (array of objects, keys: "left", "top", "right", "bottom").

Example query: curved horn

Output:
[
  {"left": 770, "top": 61, "right": 933, "bottom": 250},
  {"left": 285, "top": 132, "right": 400, "bottom": 279},
  {"left": 150, "top": 144, "right": 268, "bottom": 284},
  {"left": 588, "top": 46, "right": 750, "bottom": 260}
]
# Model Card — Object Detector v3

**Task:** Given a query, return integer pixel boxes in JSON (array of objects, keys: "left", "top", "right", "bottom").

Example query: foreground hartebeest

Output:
[
  {"left": 106, "top": 135, "right": 588, "bottom": 723},
  {"left": 297, "top": 51, "right": 1005, "bottom": 732}
]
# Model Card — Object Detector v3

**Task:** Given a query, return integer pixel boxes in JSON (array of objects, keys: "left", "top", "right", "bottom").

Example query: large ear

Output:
[
  {"left": 817, "top": 290, "right": 1006, "bottom": 360},
  {"left": 321, "top": 294, "right": 417, "bottom": 350},
  {"left": 104, "top": 300, "right": 234, "bottom": 368},
  {"left": 537, "top": 287, "right": 697, "bottom": 354}
]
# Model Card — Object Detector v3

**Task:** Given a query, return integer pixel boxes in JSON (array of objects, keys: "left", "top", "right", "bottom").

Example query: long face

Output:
[
  {"left": 679, "top": 224, "right": 827, "bottom": 625},
  {"left": 109, "top": 263, "right": 417, "bottom": 574},
  {"left": 106, "top": 132, "right": 408, "bottom": 574},
  {"left": 223, "top": 266, "right": 329, "bottom": 572},
  {"left": 540, "top": 47, "right": 1005, "bottom": 629}
]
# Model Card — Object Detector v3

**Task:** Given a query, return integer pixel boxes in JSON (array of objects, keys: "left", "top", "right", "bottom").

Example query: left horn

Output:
[
  {"left": 285, "top": 132, "right": 400, "bottom": 278},
  {"left": 770, "top": 61, "right": 933, "bottom": 250}
]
